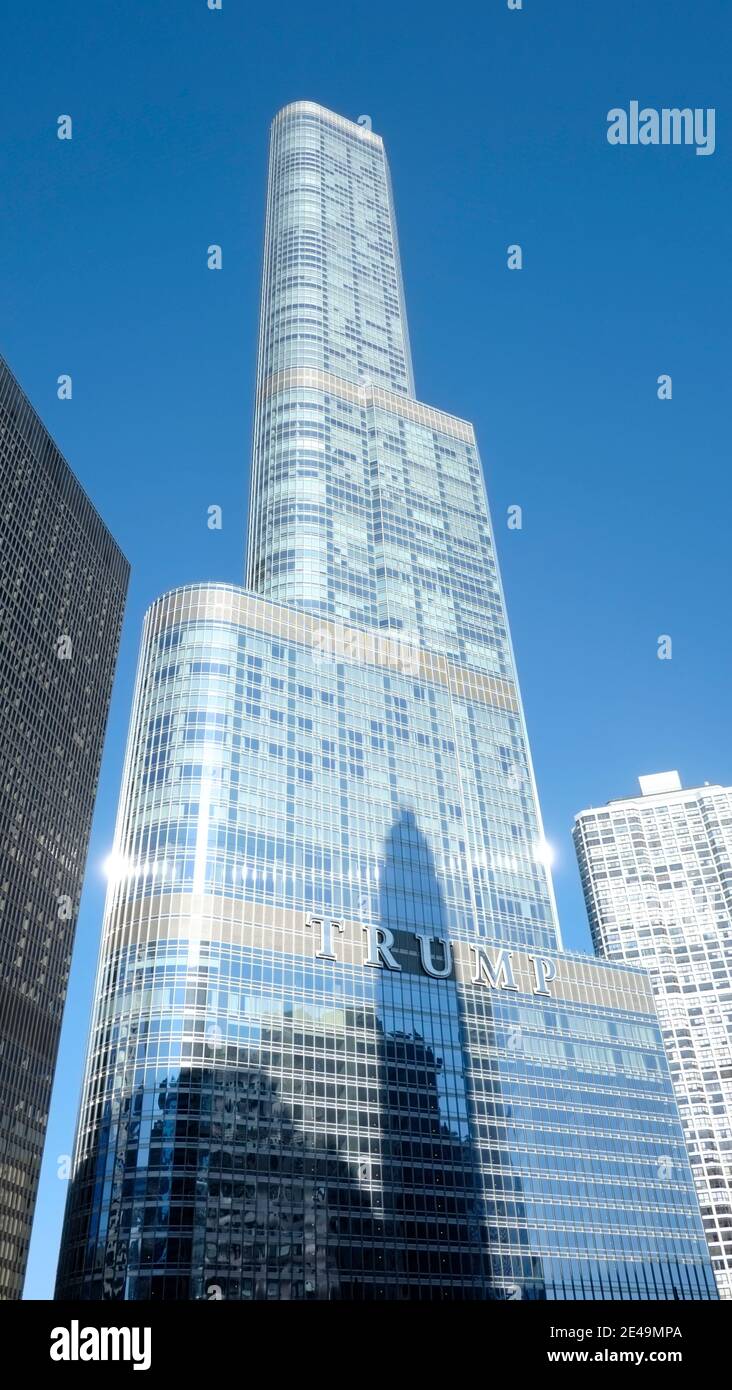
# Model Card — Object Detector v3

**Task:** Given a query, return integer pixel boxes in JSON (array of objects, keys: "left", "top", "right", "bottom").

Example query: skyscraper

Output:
[
  {"left": 574, "top": 771, "right": 732, "bottom": 1299},
  {"left": 56, "top": 103, "right": 715, "bottom": 1301},
  {"left": 0, "top": 355, "right": 129, "bottom": 1299}
]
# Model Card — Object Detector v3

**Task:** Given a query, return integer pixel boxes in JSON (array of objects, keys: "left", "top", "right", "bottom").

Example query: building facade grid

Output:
[
  {"left": 575, "top": 775, "right": 732, "bottom": 1298},
  {"left": 56, "top": 106, "right": 715, "bottom": 1301},
  {"left": 0, "top": 355, "right": 129, "bottom": 1299}
]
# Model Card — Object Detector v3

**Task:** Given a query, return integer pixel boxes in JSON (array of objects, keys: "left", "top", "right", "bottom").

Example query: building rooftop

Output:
[{"left": 575, "top": 772, "right": 727, "bottom": 818}]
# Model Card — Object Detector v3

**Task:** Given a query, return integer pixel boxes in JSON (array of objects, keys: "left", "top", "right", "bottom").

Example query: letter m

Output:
[
  {"left": 470, "top": 946, "right": 517, "bottom": 991},
  {"left": 100, "top": 1328, "right": 130, "bottom": 1362},
  {"left": 662, "top": 108, "right": 694, "bottom": 145}
]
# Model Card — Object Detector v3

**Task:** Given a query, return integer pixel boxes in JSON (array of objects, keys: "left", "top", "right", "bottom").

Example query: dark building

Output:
[{"left": 0, "top": 355, "right": 129, "bottom": 1298}]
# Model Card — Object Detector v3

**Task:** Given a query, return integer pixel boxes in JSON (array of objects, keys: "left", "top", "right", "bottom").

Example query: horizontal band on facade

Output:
[
  {"left": 144, "top": 584, "right": 519, "bottom": 714},
  {"left": 257, "top": 368, "right": 475, "bottom": 443},
  {"left": 102, "top": 892, "right": 655, "bottom": 1018}
]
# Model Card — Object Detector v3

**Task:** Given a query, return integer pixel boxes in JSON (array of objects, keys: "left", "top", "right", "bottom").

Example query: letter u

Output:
[{"left": 415, "top": 933, "right": 453, "bottom": 978}]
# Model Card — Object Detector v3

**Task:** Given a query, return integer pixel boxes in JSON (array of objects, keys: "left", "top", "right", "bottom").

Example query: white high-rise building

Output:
[{"left": 574, "top": 772, "right": 732, "bottom": 1298}]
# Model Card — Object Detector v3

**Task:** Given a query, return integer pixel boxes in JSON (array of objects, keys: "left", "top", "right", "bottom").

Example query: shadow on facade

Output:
[
  {"left": 368, "top": 806, "right": 545, "bottom": 1300},
  {"left": 56, "top": 807, "right": 544, "bottom": 1300}
]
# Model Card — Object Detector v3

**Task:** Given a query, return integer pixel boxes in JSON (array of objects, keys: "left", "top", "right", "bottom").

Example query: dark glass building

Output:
[
  {"left": 56, "top": 104, "right": 716, "bottom": 1300},
  {"left": 0, "top": 355, "right": 129, "bottom": 1298}
]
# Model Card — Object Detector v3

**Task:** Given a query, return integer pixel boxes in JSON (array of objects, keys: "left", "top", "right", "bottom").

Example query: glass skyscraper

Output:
[
  {"left": 56, "top": 103, "right": 715, "bottom": 1301},
  {"left": 574, "top": 772, "right": 732, "bottom": 1299},
  {"left": 0, "top": 355, "right": 129, "bottom": 1299}
]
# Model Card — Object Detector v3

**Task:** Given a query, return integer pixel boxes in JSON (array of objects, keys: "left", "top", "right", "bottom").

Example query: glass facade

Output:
[
  {"left": 56, "top": 104, "right": 716, "bottom": 1300},
  {"left": 0, "top": 354, "right": 129, "bottom": 1299},
  {"left": 575, "top": 775, "right": 732, "bottom": 1298}
]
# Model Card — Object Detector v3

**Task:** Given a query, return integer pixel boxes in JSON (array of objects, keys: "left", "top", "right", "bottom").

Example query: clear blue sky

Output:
[{"left": 2, "top": 0, "right": 728, "bottom": 1298}]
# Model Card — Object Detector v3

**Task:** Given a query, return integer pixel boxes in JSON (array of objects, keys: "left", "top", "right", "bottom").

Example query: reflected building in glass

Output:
[{"left": 56, "top": 103, "right": 716, "bottom": 1300}]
